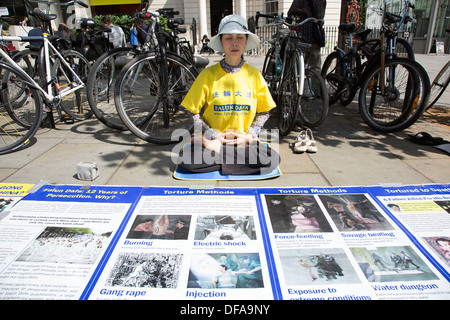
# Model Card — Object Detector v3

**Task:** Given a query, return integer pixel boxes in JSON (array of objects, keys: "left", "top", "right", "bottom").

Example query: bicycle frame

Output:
[
  {"left": 122, "top": 9, "right": 161, "bottom": 90},
  {"left": 257, "top": 13, "right": 318, "bottom": 96},
  {"left": 369, "top": 0, "right": 415, "bottom": 93},
  {"left": 0, "top": 34, "right": 85, "bottom": 106},
  {"left": 283, "top": 37, "right": 308, "bottom": 98}
]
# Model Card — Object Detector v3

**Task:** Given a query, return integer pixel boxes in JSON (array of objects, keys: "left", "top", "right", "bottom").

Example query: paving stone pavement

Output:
[{"left": 0, "top": 54, "right": 448, "bottom": 188}]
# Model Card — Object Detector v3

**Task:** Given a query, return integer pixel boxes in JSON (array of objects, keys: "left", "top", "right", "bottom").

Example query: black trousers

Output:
[{"left": 177, "top": 142, "right": 280, "bottom": 175}]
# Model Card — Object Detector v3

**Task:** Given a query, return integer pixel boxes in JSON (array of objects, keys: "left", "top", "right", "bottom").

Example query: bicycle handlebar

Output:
[
  {"left": 255, "top": 11, "right": 321, "bottom": 29},
  {"left": 368, "top": 0, "right": 415, "bottom": 27},
  {"left": 0, "top": 35, "right": 44, "bottom": 42},
  {"left": 137, "top": 7, "right": 181, "bottom": 26},
  {"left": 255, "top": 12, "right": 277, "bottom": 29}
]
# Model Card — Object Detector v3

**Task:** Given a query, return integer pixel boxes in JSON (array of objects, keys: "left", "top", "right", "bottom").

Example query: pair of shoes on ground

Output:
[{"left": 294, "top": 128, "right": 317, "bottom": 153}]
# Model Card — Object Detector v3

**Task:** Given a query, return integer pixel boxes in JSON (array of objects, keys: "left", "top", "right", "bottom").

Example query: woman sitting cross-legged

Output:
[{"left": 176, "top": 14, "right": 280, "bottom": 175}]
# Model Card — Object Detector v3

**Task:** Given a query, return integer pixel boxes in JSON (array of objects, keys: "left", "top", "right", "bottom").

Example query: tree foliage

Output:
[{"left": 93, "top": 13, "right": 171, "bottom": 43}]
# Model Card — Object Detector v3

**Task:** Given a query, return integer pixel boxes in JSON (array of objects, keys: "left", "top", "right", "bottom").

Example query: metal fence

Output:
[{"left": 253, "top": 25, "right": 339, "bottom": 58}]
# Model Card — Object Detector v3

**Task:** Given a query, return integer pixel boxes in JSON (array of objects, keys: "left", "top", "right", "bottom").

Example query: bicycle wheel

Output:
[
  {"left": 115, "top": 51, "right": 198, "bottom": 144},
  {"left": 339, "top": 53, "right": 361, "bottom": 106},
  {"left": 359, "top": 58, "right": 430, "bottom": 133},
  {"left": 11, "top": 49, "right": 36, "bottom": 80},
  {"left": 321, "top": 51, "right": 342, "bottom": 105},
  {"left": 10, "top": 49, "right": 48, "bottom": 127},
  {"left": 277, "top": 48, "right": 300, "bottom": 136},
  {"left": 297, "top": 67, "right": 329, "bottom": 128},
  {"left": 427, "top": 60, "right": 450, "bottom": 110},
  {"left": 179, "top": 44, "right": 194, "bottom": 64},
  {"left": 0, "top": 61, "right": 42, "bottom": 155},
  {"left": 359, "top": 38, "right": 415, "bottom": 60},
  {"left": 52, "top": 50, "right": 92, "bottom": 121},
  {"left": 87, "top": 47, "right": 137, "bottom": 130}
]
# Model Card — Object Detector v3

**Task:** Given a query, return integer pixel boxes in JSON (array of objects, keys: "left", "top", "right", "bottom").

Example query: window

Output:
[
  {"left": 434, "top": 0, "right": 450, "bottom": 38},
  {"left": 414, "top": 0, "right": 432, "bottom": 37},
  {"left": 265, "top": 0, "right": 278, "bottom": 15},
  {"left": 411, "top": 0, "right": 449, "bottom": 38}
]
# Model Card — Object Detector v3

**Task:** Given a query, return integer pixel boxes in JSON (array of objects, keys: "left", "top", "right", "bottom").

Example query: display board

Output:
[{"left": 0, "top": 183, "right": 449, "bottom": 301}]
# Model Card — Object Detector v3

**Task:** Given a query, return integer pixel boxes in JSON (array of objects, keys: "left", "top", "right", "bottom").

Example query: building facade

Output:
[
  {"left": 365, "top": 0, "right": 450, "bottom": 54},
  {"left": 411, "top": 0, "right": 450, "bottom": 53},
  {"left": 2, "top": 0, "right": 448, "bottom": 53}
]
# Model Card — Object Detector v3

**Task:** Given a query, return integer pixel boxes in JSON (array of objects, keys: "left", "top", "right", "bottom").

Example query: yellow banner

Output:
[
  {"left": 90, "top": 0, "right": 141, "bottom": 5},
  {"left": 391, "top": 201, "right": 445, "bottom": 213},
  {"left": 0, "top": 183, "right": 35, "bottom": 197}
]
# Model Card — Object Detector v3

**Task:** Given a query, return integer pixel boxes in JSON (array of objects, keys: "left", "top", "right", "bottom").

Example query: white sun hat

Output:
[{"left": 208, "top": 14, "right": 260, "bottom": 53}]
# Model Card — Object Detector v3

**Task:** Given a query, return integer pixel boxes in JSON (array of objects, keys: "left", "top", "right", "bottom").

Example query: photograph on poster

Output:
[
  {"left": 423, "top": 236, "right": 450, "bottom": 267},
  {"left": 187, "top": 253, "right": 263, "bottom": 289},
  {"left": 0, "top": 198, "right": 14, "bottom": 213},
  {"left": 264, "top": 195, "right": 333, "bottom": 233},
  {"left": 434, "top": 201, "right": 450, "bottom": 213},
  {"left": 126, "top": 214, "right": 191, "bottom": 240},
  {"left": 385, "top": 200, "right": 446, "bottom": 213},
  {"left": 318, "top": 194, "right": 394, "bottom": 231},
  {"left": 104, "top": 252, "right": 183, "bottom": 288},
  {"left": 194, "top": 215, "right": 256, "bottom": 240},
  {"left": 279, "top": 248, "right": 361, "bottom": 285},
  {"left": 17, "top": 226, "right": 110, "bottom": 264},
  {"left": 350, "top": 246, "right": 439, "bottom": 282}
]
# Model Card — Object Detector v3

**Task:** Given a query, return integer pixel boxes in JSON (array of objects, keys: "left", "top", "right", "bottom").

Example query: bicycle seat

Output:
[
  {"left": 168, "top": 17, "right": 184, "bottom": 29},
  {"left": 176, "top": 27, "right": 186, "bottom": 34},
  {"left": 29, "top": 9, "right": 57, "bottom": 22},
  {"left": 173, "top": 18, "right": 184, "bottom": 25},
  {"left": 339, "top": 23, "right": 357, "bottom": 34},
  {"left": 193, "top": 55, "right": 209, "bottom": 69},
  {"left": 80, "top": 18, "right": 96, "bottom": 29}
]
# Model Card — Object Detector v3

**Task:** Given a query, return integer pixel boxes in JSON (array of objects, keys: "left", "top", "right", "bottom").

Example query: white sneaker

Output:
[
  {"left": 306, "top": 129, "right": 317, "bottom": 153},
  {"left": 293, "top": 130, "right": 311, "bottom": 153}
]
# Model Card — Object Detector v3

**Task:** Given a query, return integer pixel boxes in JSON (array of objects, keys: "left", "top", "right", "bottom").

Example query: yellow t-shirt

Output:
[{"left": 181, "top": 63, "right": 276, "bottom": 133}]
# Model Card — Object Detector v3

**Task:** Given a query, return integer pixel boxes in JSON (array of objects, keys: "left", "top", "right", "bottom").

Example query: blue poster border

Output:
[
  {"left": 365, "top": 184, "right": 450, "bottom": 281},
  {"left": 78, "top": 186, "right": 144, "bottom": 300},
  {"left": 4, "top": 183, "right": 448, "bottom": 300}
]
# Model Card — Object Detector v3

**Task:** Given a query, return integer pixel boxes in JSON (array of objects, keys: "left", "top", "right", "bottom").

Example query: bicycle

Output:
[
  {"left": 256, "top": 12, "right": 329, "bottom": 136},
  {"left": 87, "top": 0, "right": 207, "bottom": 134},
  {"left": 357, "top": 0, "right": 430, "bottom": 133},
  {"left": 11, "top": 0, "right": 91, "bottom": 125},
  {"left": 86, "top": 1, "right": 177, "bottom": 131},
  {"left": 113, "top": 3, "right": 199, "bottom": 144},
  {"left": 426, "top": 29, "right": 450, "bottom": 111},
  {"left": 321, "top": 0, "right": 415, "bottom": 107},
  {"left": 75, "top": 17, "right": 112, "bottom": 62},
  {"left": 0, "top": 2, "right": 91, "bottom": 152}
]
